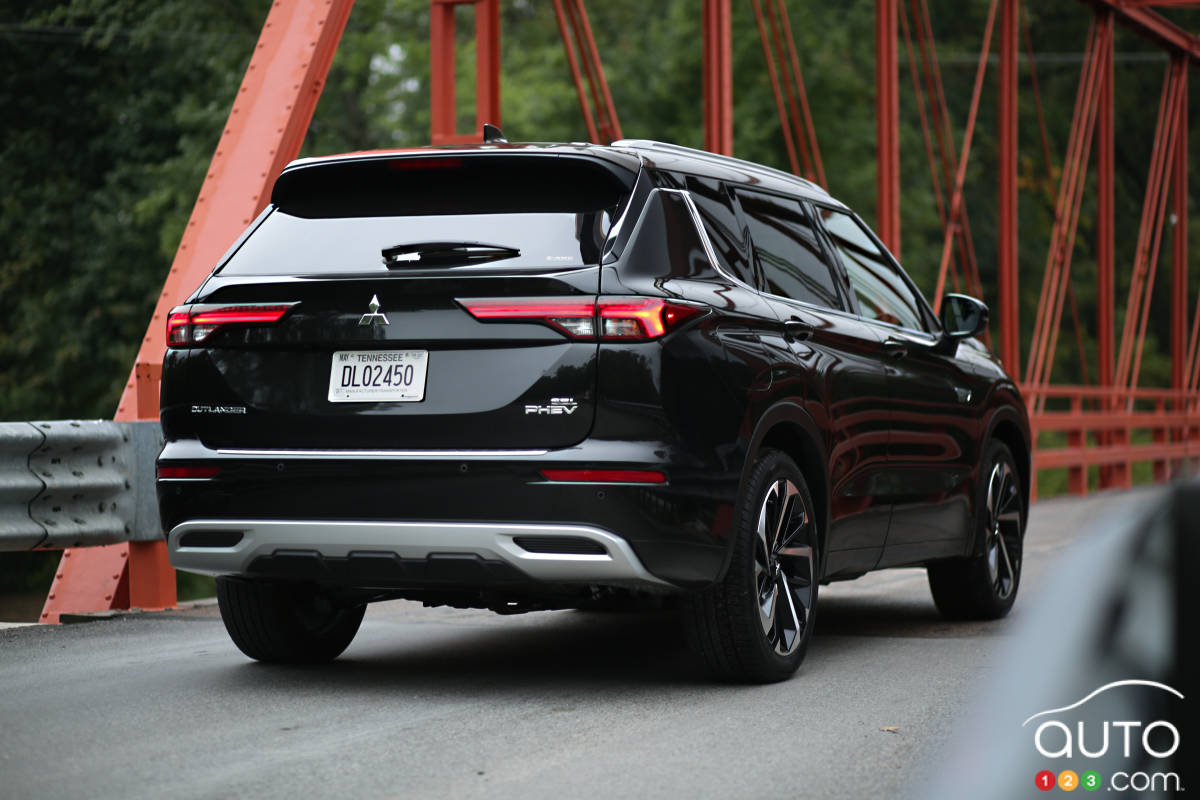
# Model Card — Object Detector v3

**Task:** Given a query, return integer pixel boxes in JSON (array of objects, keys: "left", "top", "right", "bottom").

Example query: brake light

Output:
[
  {"left": 387, "top": 156, "right": 462, "bottom": 171},
  {"left": 540, "top": 469, "right": 666, "bottom": 484},
  {"left": 165, "top": 303, "right": 296, "bottom": 347},
  {"left": 157, "top": 466, "right": 221, "bottom": 479},
  {"left": 458, "top": 297, "right": 702, "bottom": 340}
]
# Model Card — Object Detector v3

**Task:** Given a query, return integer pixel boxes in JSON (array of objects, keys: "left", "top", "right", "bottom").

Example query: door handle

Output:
[
  {"left": 883, "top": 337, "right": 909, "bottom": 358},
  {"left": 783, "top": 319, "right": 814, "bottom": 342}
]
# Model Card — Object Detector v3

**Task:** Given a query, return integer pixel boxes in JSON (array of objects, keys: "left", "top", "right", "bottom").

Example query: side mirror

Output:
[{"left": 940, "top": 293, "right": 989, "bottom": 340}]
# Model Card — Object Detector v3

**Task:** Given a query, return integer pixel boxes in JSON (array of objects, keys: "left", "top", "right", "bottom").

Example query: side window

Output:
[
  {"left": 686, "top": 177, "right": 757, "bottom": 287},
  {"left": 819, "top": 208, "right": 927, "bottom": 332},
  {"left": 737, "top": 190, "right": 843, "bottom": 310}
]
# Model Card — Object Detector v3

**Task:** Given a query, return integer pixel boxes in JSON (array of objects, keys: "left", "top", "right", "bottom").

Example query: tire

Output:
[
  {"left": 216, "top": 577, "right": 366, "bottom": 663},
  {"left": 927, "top": 440, "right": 1025, "bottom": 620},
  {"left": 683, "top": 449, "right": 819, "bottom": 683}
]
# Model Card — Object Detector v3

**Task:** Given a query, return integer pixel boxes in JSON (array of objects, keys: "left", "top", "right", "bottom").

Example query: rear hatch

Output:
[{"left": 171, "top": 152, "right": 640, "bottom": 450}]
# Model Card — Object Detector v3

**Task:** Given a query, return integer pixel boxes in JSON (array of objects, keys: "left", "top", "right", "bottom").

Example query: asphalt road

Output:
[{"left": 0, "top": 488, "right": 1161, "bottom": 800}]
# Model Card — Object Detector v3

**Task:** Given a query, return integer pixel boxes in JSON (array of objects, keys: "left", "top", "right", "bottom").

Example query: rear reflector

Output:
[
  {"left": 540, "top": 469, "right": 666, "bottom": 484},
  {"left": 166, "top": 303, "right": 297, "bottom": 347},
  {"left": 459, "top": 296, "right": 702, "bottom": 340},
  {"left": 157, "top": 466, "right": 221, "bottom": 479}
]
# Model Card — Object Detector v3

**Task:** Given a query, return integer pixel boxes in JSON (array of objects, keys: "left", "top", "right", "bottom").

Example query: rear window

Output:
[{"left": 220, "top": 155, "right": 634, "bottom": 275}]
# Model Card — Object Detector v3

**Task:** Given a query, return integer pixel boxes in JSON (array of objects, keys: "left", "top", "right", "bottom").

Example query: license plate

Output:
[{"left": 327, "top": 350, "right": 428, "bottom": 403}]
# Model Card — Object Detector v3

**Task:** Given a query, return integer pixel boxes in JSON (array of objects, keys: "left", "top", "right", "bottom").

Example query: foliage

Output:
[
  {"left": 0, "top": 0, "right": 266, "bottom": 420},
  {"left": 0, "top": 0, "right": 1195, "bottom": 483}
]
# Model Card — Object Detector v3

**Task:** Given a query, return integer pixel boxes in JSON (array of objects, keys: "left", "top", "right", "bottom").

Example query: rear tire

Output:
[
  {"left": 927, "top": 440, "right": 1025, "bottom": 620},
  {"left": 682, "top": 449, "right": 819, "bottom": 683},
  {"left": 216, "top": 577, "right": 365, "bottom": 663}
]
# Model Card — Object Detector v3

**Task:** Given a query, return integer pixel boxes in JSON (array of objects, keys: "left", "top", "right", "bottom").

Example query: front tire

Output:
[
  {"left": 927, "top": 440, "right": 1025, "bottom": 620},
  {"left": 683, "top": 449, "right": 819, "bottom": 683},
  {"left": 216, "top": 578, "right": 366, "bottom": 663}
]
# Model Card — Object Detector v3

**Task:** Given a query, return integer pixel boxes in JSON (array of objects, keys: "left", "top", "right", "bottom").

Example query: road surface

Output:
[{"left": 0, "top": 488, "right": 1160, "bottom": 799}]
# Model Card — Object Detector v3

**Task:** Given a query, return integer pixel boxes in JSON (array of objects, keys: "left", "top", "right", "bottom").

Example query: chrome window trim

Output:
[{"left": 667, "top": 188, "right": 761, "bottom": 293}]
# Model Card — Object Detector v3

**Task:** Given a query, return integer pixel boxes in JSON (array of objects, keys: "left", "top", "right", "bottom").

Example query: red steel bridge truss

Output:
[{"left": 41, "top": 0, "right": 1200, "bottom": 618}]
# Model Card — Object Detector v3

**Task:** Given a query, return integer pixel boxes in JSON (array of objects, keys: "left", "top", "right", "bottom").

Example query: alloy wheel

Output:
[
  {"left": 984, "top": 460, "right": 1023, "bottom": 600},
  {"left": 753, "top": 478, "right": 816, "bottom": 656}
]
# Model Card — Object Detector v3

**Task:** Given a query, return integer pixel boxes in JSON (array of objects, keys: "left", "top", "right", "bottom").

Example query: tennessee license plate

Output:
[{"left": 327, "top": 350, "right": 428, "bottom": 403}]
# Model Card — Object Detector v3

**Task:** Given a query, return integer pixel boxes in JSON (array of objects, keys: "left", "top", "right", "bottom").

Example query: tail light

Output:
[
  {"left": 166, "top": 303, "right": 297, "bottom": 347},
  {"left": 540, "top": 469, "right": 666, "bottom": 484},
  {"left": 458, "top": 296, "right": 703, "bottom": 340}
]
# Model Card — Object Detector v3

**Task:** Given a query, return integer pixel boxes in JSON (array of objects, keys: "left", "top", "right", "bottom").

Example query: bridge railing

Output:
[
  {"left": 0, "top": 421, "right": 162, "bottom": 552},
  {"left": 1024, "top": 384, "right": 1200, "bottom": 497}
]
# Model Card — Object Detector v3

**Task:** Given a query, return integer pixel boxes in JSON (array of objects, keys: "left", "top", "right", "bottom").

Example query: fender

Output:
[{"left": 713, "top": 400, "right": 832, "bottom": 583}]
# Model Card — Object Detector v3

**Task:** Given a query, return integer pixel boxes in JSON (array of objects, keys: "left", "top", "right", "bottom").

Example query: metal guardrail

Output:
[{"left": 0, "top": 421, "right": 162, "bottom": 551}]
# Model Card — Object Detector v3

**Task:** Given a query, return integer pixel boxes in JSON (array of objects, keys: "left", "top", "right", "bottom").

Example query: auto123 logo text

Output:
[{"left": 1023, "top": 680, "right": 1184, "bottom": 793}]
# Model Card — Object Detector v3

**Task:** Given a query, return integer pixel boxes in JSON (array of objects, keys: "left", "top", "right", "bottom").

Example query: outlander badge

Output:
[{"left": 358, "top": 294, "right": 390, "bottom": 326}]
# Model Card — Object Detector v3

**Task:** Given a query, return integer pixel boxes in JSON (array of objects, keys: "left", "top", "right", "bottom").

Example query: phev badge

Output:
[{"left": 358, "top": 294, "right": 390, "bottom": 326}]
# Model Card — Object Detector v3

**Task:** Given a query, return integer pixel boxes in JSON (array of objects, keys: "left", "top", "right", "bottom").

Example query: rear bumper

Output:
[
  {"left": 157, "top": 438, "right": 737, "bottom": 589},
  {"left": 168, "top": 519, "right": 672, "bottom": 589}
]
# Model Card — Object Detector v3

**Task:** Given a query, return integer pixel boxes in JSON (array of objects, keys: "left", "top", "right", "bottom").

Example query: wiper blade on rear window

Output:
[{"left": 381, "top": 241, "right": 521, "bottom": 268}]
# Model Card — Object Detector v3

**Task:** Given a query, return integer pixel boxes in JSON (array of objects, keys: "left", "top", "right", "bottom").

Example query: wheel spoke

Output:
[
  {"left": 777, "top": 506, "right": 808, "bottom": 554},
  {"left": 777, "top": 543, "right": 813, "bottom": 563},
  {"left": 996, "top": 527, "right": 1015, "bottom": 599},
  {"left": 777, "top": 572, "right": 801, "bottom": 653},
  {"left": 756, "top": 498, "right": 773, "bottom": 573},
  {"left": 986, "top": 463, "right": 1003, "bottom": 528},
  {"left": 759, "top": 580, "right": 778, "bottom": 637},
  {"left": 768, "top": 480, "right": 793, "bottom": 553},
  {"left": 996, "top": 473, "right": 1021, "bottom": 521}
]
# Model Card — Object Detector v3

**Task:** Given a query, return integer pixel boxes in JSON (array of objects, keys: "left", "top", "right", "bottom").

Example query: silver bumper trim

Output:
[
  {"left": 214, "top": 448, "right": 550, "bottom": 460},
  {"left": 168, "top": 519, "right": 671, "bottom": 587}
]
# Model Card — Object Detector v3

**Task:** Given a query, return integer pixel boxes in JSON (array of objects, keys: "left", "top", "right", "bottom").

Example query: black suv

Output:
[{"left": 158, "top": 139, "right": 1030, "bottom": 682}]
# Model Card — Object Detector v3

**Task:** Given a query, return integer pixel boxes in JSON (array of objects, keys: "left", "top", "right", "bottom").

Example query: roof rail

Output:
[{"left": 611, "top": 139, "right": 825, "bottom": 195}]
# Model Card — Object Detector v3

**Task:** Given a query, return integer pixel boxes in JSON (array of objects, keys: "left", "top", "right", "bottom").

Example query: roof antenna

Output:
[{"left": 482, "top": 123, "right": 508, "bottom": 144}]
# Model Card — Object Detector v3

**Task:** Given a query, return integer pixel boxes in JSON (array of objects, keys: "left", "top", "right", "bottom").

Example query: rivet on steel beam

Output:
[
  {"left": 104, "top": 595, "right": 112, "bottom": 601},
  {"left": 112, "top": 574, "right": 120, "bottom": 580},
  {"left": 48, "top": 594, "right": 55, "bottom": 600}
]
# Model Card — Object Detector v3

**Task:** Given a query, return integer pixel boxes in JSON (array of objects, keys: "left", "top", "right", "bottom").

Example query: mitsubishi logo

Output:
[{"left": 358, "top": 294, "right": 390, "bottom": 326}]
